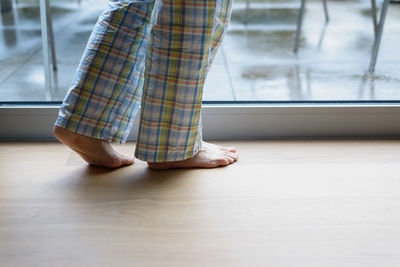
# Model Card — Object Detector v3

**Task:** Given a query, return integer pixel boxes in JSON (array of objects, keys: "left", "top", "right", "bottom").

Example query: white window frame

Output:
[{"left": 1, "top": 102, "right": 400, "bottom": 140}]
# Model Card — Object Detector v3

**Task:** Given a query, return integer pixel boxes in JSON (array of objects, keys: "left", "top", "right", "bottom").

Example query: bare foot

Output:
[
  {"left": 147, "top": 141, "right": 238, "bottom": 170},
  {"left": 53, "top": 126, "right": 134, "bottom": 168}
]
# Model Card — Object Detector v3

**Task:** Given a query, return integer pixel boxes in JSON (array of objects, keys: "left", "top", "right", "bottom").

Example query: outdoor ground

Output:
[{"left": 0, "top": 0, "right": 400, "bottom": 101}]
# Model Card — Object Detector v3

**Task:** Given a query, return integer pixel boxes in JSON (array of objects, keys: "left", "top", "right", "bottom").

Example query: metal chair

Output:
[
  {"left": 369, "top": 0, "right": 389, "bottom": 73},
  {"left": 39, "top": 0, "right": 57, "bottom": 98},
  {"left": 293, "top": 0, "right": 329, "bottom": 53},
  {"left": 3, "top": 0, "right": 81, "bottom": 97},
  {"left": 39, "top": 0, "right": 83, "bottom": 97},
  {"left": 244, "top": 0, "right": 329, "bottom": 26},
  {"left": 293, "top": 0, "right": 389, "bottom": 73},
  {"left": 0, "top": 0, "right": 13, "bottom": 13}
]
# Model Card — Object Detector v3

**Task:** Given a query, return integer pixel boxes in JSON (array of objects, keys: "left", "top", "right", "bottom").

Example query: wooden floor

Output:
[{"left": 1, "top": 139, "right": 400, "bottom": 267}]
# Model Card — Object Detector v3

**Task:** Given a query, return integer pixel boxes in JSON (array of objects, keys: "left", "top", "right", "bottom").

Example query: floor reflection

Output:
[{"left": 0, "top": 0, "right": 399, "bottom": 101}]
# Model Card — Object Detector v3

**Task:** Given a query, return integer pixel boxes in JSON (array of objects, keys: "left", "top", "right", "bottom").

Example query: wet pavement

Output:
[{"left": 0, "top": 0, "right": 399, "bottom": 102}]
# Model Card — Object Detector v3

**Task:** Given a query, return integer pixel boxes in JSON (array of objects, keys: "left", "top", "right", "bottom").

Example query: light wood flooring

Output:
[{"left": 1, "top": 139, "right": 400, "bottom": 267}]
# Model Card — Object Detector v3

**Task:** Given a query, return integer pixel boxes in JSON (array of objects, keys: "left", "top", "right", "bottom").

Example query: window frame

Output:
[{"left": 1, "top": 102, "right": 400, "bottom": 140}]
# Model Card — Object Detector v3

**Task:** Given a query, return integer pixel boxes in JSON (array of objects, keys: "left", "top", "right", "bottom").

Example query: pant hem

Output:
[
  {"left": 54, "top": 114, "right": 128, "bottom": 145},
  {"left": 134, "top": 138, "right": 202, "bottom": 163}
]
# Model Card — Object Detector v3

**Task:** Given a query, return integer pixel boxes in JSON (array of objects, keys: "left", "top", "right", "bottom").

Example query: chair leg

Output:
[
  {"left": 294, "top": 0, "right": 306, "bottom": 53},
  {"left": 1, "top": 0, "right": 13, "bottom": 13},
  {"left": 39, "top": 0, "right": 52, "bottom": 99},
  {"left": 322, "top": 0, "right": 329, "bottom": 22},
  {"left": 369, "top": 0, "right": 389, "bottom": 73},
  {"left": 244, "top": 0, "right": 250, "bottom": 25},
  {"left": 371, "top": 0, "right": 378, "bottom": 38},
  {"left": 46, "top": 1, "right": 57, "bottom": 72}
]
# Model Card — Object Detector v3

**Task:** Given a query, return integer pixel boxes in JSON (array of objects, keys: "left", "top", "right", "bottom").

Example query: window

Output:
[{"left": 1, "top": 0, "right": 400, "bottom": 139}]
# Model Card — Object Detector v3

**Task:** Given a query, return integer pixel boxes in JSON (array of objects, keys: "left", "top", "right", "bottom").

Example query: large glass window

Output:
[
  {"left": 0, "top": 0, "right": 104, "bottom": 101},
  {"left": 0, "top": 0, "right": 399, "bottom": 102}
]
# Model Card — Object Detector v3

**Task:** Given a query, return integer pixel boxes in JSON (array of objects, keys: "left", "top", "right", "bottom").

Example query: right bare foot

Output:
[
  {"left": 53, "top": 126, "right": 134, "bottom": 168},
  {"left": 147, "top": 141, "right": 238, "bottom": 170}
]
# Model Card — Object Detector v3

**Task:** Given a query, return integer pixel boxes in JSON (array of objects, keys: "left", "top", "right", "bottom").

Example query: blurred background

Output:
[{"left": 0, "top": 0, "right": 399, "bottom": 102}]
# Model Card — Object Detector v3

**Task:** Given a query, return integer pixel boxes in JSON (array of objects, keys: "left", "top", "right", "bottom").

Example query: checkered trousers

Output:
[{"left": 55, "top": 0, "right": 232, "bottom": 162}]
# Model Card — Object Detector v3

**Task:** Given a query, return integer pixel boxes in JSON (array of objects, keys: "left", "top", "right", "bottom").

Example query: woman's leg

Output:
[
  {"left": 135, "top": 0, "right": 235, "bottom": 165},
  {"left": 55, "top": 0, "right": 157, "bottom": 143},
  {"left": 54, "top": 1, "right": 159, "bottom": 167}
]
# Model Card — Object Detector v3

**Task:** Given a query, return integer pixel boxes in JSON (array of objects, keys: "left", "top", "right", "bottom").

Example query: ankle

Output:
[{"left": 53, "top": 126, "right": 80, "bottom": 145}]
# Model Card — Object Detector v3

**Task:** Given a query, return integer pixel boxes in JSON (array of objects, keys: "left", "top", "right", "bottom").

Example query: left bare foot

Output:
[{"left": 147, "top": 141, "right": 238, "bottom": 170}]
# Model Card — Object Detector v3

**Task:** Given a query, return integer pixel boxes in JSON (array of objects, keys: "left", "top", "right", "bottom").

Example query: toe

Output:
[
  {"left": 226, "top": 156, "right": 235, "bottom": 164},
  {"left": 217, "top": 158, "right": 230, "bottom": 166},
  {"left": 231, "top": 152, "right": 239, "bottom": 161},
  {"left": 225, "top": 151, "right": 238, "bottom": 161},
  {"left": 227, "top": 147, "right": 237, "bottom": 153},
  {"left": 220, "top": 146, "right": 237, "bottom": 153},
  {"left": 121, "top": 156, "right": 135, "bottom": 166}
]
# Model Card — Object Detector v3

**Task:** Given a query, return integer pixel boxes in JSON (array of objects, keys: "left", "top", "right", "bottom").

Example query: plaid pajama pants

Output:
[{"left": 55, "top": 0, "right": 232, "bottom": 162}]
